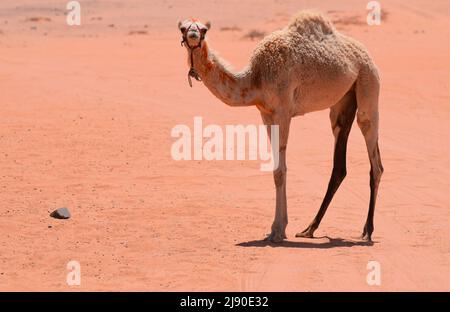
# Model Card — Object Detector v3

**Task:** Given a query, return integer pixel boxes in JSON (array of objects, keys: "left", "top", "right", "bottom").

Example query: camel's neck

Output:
[{"left": 189, "top": 42, "right": 259, "bottom": 107}]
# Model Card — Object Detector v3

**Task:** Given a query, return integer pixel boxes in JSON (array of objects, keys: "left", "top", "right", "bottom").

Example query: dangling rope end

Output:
[{"left": 188, "top": 67, "right": 202, "bottom": 88}]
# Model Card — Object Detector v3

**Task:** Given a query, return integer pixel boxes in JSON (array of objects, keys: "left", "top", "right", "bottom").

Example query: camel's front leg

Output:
[
  {"left": 262, "top": 113, "right": 291, "bottom": 243},
  {"left": 266, "top": 147, "right": 288, "bottom": 242}
]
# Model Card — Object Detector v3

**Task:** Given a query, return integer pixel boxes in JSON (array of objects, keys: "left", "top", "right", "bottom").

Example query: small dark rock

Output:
[{"left": 50, "top": 207, "right": 71, "bottom": 219}]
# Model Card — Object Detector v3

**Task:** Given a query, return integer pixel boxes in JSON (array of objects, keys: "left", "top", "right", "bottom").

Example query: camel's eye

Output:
[{"left": 180, "top": 27, "right": 186, "bottom": 34}]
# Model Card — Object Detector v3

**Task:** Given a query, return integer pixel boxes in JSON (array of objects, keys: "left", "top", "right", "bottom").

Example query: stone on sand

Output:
[{"left": 50, "top": 207, "right": 71, "bottom": 219}]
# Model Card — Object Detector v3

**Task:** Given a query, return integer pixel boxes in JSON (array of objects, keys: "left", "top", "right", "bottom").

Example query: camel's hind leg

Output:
[
  {"left": 297, "top": 90, "right": 357, "bottom": 238},
  {"left": 355, "top": 69, "right": 384, "bottom": 242}
]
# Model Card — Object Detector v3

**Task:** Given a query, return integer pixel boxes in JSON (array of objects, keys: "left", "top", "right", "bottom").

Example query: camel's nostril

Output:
[{"left": 188, "top": 32, "right": 199, "bottom": 39}]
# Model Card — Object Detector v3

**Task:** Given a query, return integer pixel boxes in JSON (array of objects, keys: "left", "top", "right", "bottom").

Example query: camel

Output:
[{"left": 178, "top": 11, "right": 384, "bottom": 243}]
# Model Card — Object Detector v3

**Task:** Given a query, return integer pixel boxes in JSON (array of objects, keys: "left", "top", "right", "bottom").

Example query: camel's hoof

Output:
[
  {"left": 296, "top": 227, "right": 315, "bottom": 238},
  {"left": 361, "top": 225, "right": 373, "bottom": 242},
  {"left": 264, "top": 231, "right": 286, "bottom": 243},
  {"left": 361, "top": 233, "right": 373, "bottom": 242}
]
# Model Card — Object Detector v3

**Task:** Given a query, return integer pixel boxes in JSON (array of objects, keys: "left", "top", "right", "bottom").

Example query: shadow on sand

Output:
[{"left": 237, "top": 236, "right": 375, "bottom": 249}]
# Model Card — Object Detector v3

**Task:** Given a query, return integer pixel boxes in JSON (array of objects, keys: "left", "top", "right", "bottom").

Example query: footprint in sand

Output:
[
  {"left": 26, "top": 17, "right": 52, "bottom": 23},
  {"left": 128, "top": 30, "right": 148, "bottom": 36},
  {"left": 242, "top": 29, "right": 266, "bottom": 41}
]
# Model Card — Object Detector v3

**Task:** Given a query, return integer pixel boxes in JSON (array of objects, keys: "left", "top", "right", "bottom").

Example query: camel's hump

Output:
[{"left": 288, "top": 11, "right": 335, "bottom": 36}]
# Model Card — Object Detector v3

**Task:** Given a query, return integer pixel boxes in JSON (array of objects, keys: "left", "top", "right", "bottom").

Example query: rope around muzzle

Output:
[{"left": 181, "top": 25, "right": 205, "bottom": 87}]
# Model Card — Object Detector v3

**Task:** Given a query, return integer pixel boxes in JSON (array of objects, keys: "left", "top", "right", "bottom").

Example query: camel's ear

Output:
[
  {"left": 178, "top": 20, "right": 187, "bottom": 34},
  {"left": 205, "top": 21, "right": 211, "bottom": 30}
]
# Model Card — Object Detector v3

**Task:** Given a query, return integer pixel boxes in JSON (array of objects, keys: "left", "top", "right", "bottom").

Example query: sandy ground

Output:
[{"left": 0, "top": 0, "right": 449, "bottom": 291}]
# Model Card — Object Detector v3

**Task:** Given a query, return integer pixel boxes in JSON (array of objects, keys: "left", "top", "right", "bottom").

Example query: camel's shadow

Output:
[{"left": 237, "top": 236, "right": 375, "bottom": 249}]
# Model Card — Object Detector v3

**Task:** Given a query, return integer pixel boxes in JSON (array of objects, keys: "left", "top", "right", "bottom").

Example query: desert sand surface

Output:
[{"left": 0, "top": 0, "right": 449, "bottom": 291}]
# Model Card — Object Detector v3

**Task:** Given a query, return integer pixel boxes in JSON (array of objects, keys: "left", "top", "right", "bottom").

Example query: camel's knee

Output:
[
  {"left": 357, "top": 111, "right": 378, "bottom": 136},
  {"left": 273, "top": 167, "right": 287, "bottom": 188},
  {"left": 357, "top": 114, "right": 371, "bottom": 135}
]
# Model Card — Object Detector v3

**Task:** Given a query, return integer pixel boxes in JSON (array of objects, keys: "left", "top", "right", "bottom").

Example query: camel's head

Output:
[{"left": 178, "top": 18, "right": 211, "bottom": 49}]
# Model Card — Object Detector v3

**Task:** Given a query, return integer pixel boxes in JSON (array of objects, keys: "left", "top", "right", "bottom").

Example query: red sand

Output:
[{"left": 0, "top": 0, "right": 449, "bottom": 291}]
